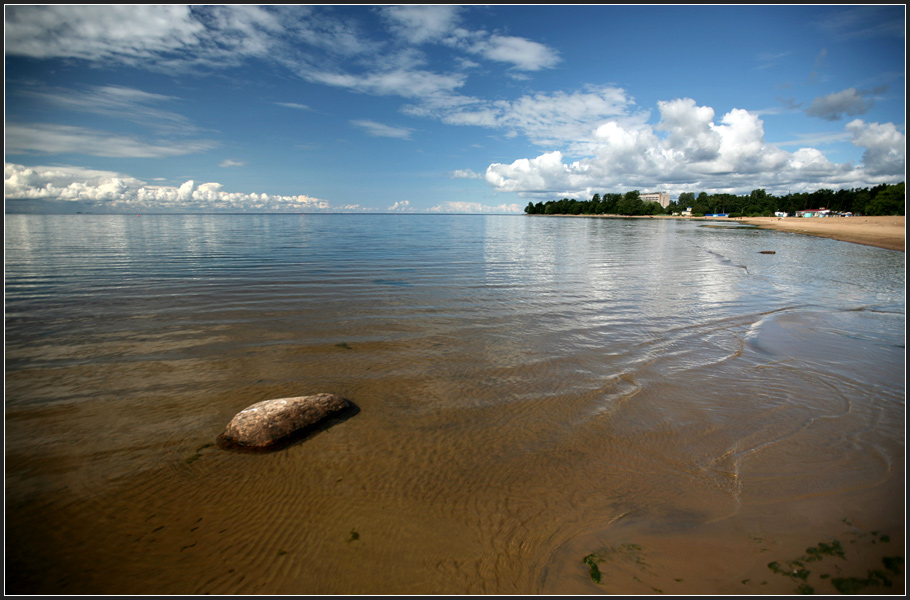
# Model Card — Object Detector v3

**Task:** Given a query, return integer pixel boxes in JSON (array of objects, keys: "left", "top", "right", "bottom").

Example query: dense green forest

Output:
[{"left": 524, "top": 182, "right": 905, "bottom": 217}]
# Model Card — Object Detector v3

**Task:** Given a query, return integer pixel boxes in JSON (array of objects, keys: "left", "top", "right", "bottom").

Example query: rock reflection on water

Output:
[{"left": 4, "top": 214, "right": 904, "bottom": 594}]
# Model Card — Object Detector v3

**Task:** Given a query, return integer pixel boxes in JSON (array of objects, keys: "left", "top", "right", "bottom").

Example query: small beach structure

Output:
[{"left": 796, "top": 208, "right": 830, "bottom": 217}]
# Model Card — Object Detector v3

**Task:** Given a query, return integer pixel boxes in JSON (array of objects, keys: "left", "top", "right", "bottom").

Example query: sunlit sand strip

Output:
[{"left": 739, "top": 216, "right": 904, "bottom": 251}]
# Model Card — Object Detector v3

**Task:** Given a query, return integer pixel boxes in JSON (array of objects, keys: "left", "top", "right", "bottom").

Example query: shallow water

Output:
[{"left": 4, "top": 214, "right": 905, "bottom": 594}]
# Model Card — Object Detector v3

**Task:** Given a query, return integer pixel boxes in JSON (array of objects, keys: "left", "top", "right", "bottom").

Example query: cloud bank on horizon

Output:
[{"left": 4, "top": 5, "right": 905, "bottom": 213}]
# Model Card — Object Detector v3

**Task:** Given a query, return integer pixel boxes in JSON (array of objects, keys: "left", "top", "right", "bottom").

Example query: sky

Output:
[{"left": 3, "top": 4, "right": 906, "bottom": 214}]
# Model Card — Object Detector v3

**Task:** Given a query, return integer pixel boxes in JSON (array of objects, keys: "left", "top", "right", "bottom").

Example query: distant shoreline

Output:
[{"left": 530, "top": 213, "right": 905, "bottom": 252}]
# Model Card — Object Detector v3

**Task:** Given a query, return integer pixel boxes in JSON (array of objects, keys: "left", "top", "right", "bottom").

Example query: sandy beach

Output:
[{"left": 738, "top": 215, "right": 905, "bottom": 252}]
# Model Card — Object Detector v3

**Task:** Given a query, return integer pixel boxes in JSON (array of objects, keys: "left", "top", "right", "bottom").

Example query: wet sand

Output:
[{"left": 737, "top": 216, "right": 905, "bottom": 252}]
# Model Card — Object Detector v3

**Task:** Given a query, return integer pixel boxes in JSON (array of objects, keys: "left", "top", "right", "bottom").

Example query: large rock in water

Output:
[{"left": 217, "top": 393, "right": 349, "bottom": 451}]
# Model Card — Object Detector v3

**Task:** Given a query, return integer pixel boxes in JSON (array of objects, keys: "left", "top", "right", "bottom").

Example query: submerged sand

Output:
[
  {"left": 5, "top": 214, "right": 905, "bottom": 595},
  {"left": 737, "top": 216, "right": 905, "bottom": 252}
]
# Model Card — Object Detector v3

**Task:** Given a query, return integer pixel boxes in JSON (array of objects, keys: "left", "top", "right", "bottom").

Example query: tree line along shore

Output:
[{"left": 524, "top": 182, "right": 905, "bottom": 218}]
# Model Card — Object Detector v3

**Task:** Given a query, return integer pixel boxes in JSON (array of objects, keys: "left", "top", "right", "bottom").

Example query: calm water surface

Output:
[{"left": 5, "top": 214, "right": 905, "bottom": 594}]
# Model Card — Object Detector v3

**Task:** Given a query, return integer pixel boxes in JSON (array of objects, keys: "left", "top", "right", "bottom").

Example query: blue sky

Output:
[{"left": 4, "top": 5, "right": 906, "bottom": 213}]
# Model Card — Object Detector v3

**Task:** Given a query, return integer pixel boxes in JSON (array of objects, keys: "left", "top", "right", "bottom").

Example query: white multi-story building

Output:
[{"left": 641, "top": 192, "right": 671, "bottom": 208}]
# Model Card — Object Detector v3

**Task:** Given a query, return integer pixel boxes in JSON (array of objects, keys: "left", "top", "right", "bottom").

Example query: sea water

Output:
[{"left": 4, "top": 213, "right": 905, "bottom": 594}]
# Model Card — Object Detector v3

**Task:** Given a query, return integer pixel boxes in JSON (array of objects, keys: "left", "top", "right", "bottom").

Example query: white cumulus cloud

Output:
[
  {"left": 846, "top": 119, "right": 906, "bottom": 177},
  {"left": 5, "top": 163, "right": 331, "bottom": 212},
  {"left": 388, "top": 200, "right": 412, "bottom": 211},
  {"left": 483, "top": 99, "right": 906, "bottom": 199},
  {"left": 407, "top": 85, "right": 641, "bottom": 152}
]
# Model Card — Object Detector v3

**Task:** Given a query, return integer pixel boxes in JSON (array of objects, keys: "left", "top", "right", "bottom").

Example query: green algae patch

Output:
[
  {"left": 882, "top": 556, "right": 903, "bottom": 574},
  {"left": 805, "top": 540, "right": 846, "bottom": 562},
  {"left": 582, "top": 554, "right": 602, "bottom": 584},
  {"left": 768, "top": 560, "right": 811, "bottom": 580},
  {"left": 765, "top": 526, "right": 903, "bottom": 595},
  {"left": 581, "top": 521, "right": 902, "bottom": 594},
  {"left": 581, "top": 543, "right": 653, "bottom": 590},
  {"left": 831, "top": 569, "right": 894, "bottom": 594}
]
